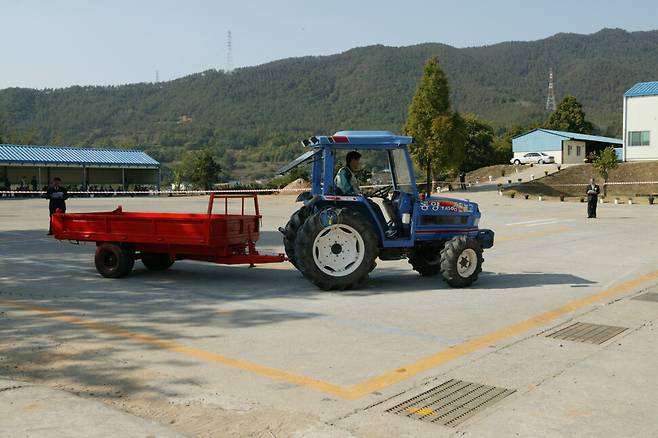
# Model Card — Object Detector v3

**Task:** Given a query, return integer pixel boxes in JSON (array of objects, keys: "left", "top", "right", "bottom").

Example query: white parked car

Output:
[{"left": 511, "top": 152, "right": 555, "bottom": 165}]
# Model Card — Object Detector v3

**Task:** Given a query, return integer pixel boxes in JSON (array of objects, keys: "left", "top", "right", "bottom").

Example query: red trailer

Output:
[{"left": 51, "top": 194, "right": 285, "bottom": 278}]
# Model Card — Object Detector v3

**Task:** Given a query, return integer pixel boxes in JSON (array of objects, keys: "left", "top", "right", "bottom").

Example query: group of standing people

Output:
[{"left": 1, "top": 175, "right": 40, "bottom": 195}]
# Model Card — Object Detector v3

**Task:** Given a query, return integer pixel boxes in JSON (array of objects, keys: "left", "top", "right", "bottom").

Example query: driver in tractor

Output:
[
  {"left": 334, "top": 150, "right": 362, "bottom": 196},
  {"left": 335, "top": 151, "right": 398, "bottom": 238}
]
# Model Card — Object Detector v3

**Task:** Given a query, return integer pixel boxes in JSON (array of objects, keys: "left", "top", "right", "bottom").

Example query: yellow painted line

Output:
[{"left": 2, "top": 268, "right": 657, "bottom": 401}]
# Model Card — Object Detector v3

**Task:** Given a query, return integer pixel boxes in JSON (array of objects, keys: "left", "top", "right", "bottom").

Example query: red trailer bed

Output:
[{"left": 51, "top": 194, "right": 285, "bottom": 278}]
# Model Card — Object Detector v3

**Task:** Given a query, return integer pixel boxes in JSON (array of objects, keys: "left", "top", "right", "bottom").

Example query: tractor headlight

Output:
[{"left": 402, "top": 213, "right": 411, "bottom": 225}]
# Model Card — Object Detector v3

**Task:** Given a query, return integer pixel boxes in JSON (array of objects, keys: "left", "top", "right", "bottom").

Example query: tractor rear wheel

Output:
[
  {"left": 295, "top": 208, "right": 378, "bottom": 290},
  {"left": 95, "top": 243, "right": 134, "bottom": 278},
  {"left": 440, "top": 236, "right": 483, "bottom": 287},
  {"left": 141, "top": 253, "right": 174, "bottom": 271},
  {"left": 409, "top": 244, "right": 444, "bottom": 276},
  {"left": 281, "top": 206, "right": 310, "bottom": 269}
]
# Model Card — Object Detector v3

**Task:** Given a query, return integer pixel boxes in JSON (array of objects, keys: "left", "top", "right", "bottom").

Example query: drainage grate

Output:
[
  {"left": 632, "top": 292, "right": 658, "bottom": 303},
  {"left": 547, "top": 322, "right": 627, "bottom": 344},
  {"left": 385, "top": 379, "right": 515, "bottom": 427}
]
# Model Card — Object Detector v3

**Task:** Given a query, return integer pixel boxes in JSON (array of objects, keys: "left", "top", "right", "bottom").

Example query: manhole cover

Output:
[
  {"left": 385, "top": 379, "right": 515, "bottom": 427},
  {"left": 632, "top": 292, "right": 658, "bottom": 303},
  {"left": 547, "top": 322, "right": 627, "bottom": 344}
]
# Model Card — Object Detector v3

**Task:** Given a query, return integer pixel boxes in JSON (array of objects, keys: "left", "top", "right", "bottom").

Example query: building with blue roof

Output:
[
  {"left": 623, "top": 81, "right": 658, "bottom": 161},
  {"left": 0, "top": 144, "right": 160, "bottom": 190},
  {"left": 512, "top": 129, "right": 622, "bottom": 165}
]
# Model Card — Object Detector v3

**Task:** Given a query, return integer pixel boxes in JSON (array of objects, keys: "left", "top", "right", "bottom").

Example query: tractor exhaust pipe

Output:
[{"left": 426, "top": 159, "right": 432, "bottom": 197}]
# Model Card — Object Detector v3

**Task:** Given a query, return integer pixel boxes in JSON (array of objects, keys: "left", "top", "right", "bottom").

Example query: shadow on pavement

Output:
[{"left": 476, "top": 271, "right": 596, "bottom": 289}]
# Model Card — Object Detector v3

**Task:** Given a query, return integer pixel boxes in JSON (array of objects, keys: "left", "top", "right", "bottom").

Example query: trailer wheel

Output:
[
  {"left": 95, "top": 243, "right": 134, "bottom": 278},
  {"left": 281, "top": 206, "right": 310, "bottom": 269},
  {"left": 141, "top": 253, "right": 174, "bottom": 271},
  {"left": 440, "top": 236, "right": 483, "bottom": 288},
  {"left": 295, "top": 208, "right": 378, "bottom": 290},
  {"left": 409, "top": 244, "right": 444, "bottom": 276}
]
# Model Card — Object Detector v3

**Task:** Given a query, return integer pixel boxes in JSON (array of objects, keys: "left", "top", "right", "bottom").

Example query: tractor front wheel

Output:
[
  {"left": 440, "top": 236, "right": 483, "bottom": 288},
  {"left": 409, "top": 245, "right": 444, "bottom": 276},
  {"left": 295, "top": 209, "right": 378, "bottom": 290}
]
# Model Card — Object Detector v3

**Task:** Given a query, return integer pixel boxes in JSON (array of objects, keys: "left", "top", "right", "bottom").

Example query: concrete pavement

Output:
[{"left": 1, "top": 192, "right": 658, "bottom": 436}]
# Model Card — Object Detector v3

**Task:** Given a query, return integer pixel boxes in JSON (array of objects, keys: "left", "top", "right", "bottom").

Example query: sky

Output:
[{"left": 1, "top": 0, "right": 657, "bottom": 89}]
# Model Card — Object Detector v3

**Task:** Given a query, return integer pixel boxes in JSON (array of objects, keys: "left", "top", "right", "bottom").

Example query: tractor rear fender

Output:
[{"left": 304, "top": 196, "right": 386, "bottom": 245}]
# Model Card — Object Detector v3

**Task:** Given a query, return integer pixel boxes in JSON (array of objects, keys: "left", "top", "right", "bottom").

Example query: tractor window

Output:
[
  {"left": 335, "top": 149, "right": 390, "bottom": 189},
  {"left": 389, "top": 149, "right": 414, "bottom": 193}
]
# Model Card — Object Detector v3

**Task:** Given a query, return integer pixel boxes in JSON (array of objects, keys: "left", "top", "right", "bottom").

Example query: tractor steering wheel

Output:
[{"left": 369, "top": 185, "right": 393, "bottom": 199}]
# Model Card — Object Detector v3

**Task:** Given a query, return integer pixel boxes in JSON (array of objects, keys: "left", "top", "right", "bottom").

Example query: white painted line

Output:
[
  {"left": 526, "top": 219, "right": 575, "bottom": 227},
  {"left": 506, "top": 218, "right": 558, "bottom": 226}
]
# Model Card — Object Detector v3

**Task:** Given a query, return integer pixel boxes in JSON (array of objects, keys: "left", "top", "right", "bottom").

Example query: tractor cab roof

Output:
[
  {"left": 277, "top": 131, "right": 413, "bottom": 175},
  {"left": 302, "top": 131, "right": 414, "bottom": 149}
]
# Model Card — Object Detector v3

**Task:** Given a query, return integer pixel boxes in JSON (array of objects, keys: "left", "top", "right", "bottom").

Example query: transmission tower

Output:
[
  {"left": 155, "top": 70, "right": 159, "bottom": 83},
  {"left": 546, "top": 68, "right": 556, "bottom": 111},
  {"left": 225, "top": 31, "right": 233, "bottom": 73}
]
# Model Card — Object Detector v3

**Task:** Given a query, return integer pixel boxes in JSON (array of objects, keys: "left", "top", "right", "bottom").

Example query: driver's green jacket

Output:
[{"left": 334, "top": 167, "right": 360, "bottom": 195}]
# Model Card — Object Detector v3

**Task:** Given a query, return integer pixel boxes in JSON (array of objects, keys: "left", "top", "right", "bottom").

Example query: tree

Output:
[
  {"left": 405, "top": 57, "right": 465, "bottom": 186},
  {"left": 461, "top": 114, "right": 496, "bottom": 171},
  {"left": 181, "top": 150, "right": 222, "bottom": 190},
  {"left": 546, "top": 96, "right": 594, "bottom": 134},
  {"left": 588, "top": 146, "right": 618, "bottom": 197},
  {"left": 429, "top": 112, "right": 466, "bottom": 175}
]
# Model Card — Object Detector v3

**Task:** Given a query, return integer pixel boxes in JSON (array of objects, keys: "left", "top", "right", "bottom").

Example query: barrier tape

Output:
[
  {"left": 4, "top": 180, "right": 656, "bottom": 195},
  {"left": 525, "top": 181, "right": 658, "bottom": 187},
  {"left": 0, "top": 184, "right": 388, "bottom": 196}
]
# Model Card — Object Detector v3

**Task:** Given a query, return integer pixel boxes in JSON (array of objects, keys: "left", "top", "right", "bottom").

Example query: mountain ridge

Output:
[{"left": 1, "top": 27, "right": 657, "bottom": 178}]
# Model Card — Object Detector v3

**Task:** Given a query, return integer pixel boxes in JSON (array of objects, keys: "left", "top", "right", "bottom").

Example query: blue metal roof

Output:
[
  {"left": 0, "top": 144, "right": 160, "bottom": 167},
  {"left": 514, "top": 129, "right": 622, "bottom": 145},
  {"left": 540, "top": 129, "right": 622, "bottom": 145},
  {"left": 624, "top": 81, "right": 658, "bottom": 97}
]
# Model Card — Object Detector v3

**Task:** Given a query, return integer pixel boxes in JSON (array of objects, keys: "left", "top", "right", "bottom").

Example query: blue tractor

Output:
[{"left": 278, "top": 131, "right": 494, "bottom": 290}]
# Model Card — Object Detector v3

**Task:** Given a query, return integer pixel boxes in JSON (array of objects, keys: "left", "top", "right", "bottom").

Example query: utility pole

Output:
[
  {"left": 226, "top": 31, "right": 233, "bottom": 73},
  {"left": 546, "top": 68, "right": 556, "bottom": 112}
]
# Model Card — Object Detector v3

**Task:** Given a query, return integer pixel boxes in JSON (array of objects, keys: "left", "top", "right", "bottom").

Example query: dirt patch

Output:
[
  {"left": 110, "top": 397, "right": 326, "bottom": 438},
  {"left": 467, "top": 165, "right": 518, "bottom": 183},
  {"left": 280, "top": 178, "right": 310, "bottom": 195}
]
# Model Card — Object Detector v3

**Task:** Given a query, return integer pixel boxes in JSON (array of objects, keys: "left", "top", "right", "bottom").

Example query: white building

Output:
[{"left": 623, "top": 81, "right": 658, "bottom": 161}]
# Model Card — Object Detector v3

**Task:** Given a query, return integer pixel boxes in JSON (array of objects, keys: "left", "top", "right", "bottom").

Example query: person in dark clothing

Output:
[
  {"left": 586, "top": 178, "right": 600, "bottom": 219},
  {"left": 46, "top": 177, "right": 69, "bottom": 235},
  {"left": 458, "top": 171, "right": 467, "bottom": 190},
  {"left": 30, "top": 176, "right": 38, "bottom": 191}
]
